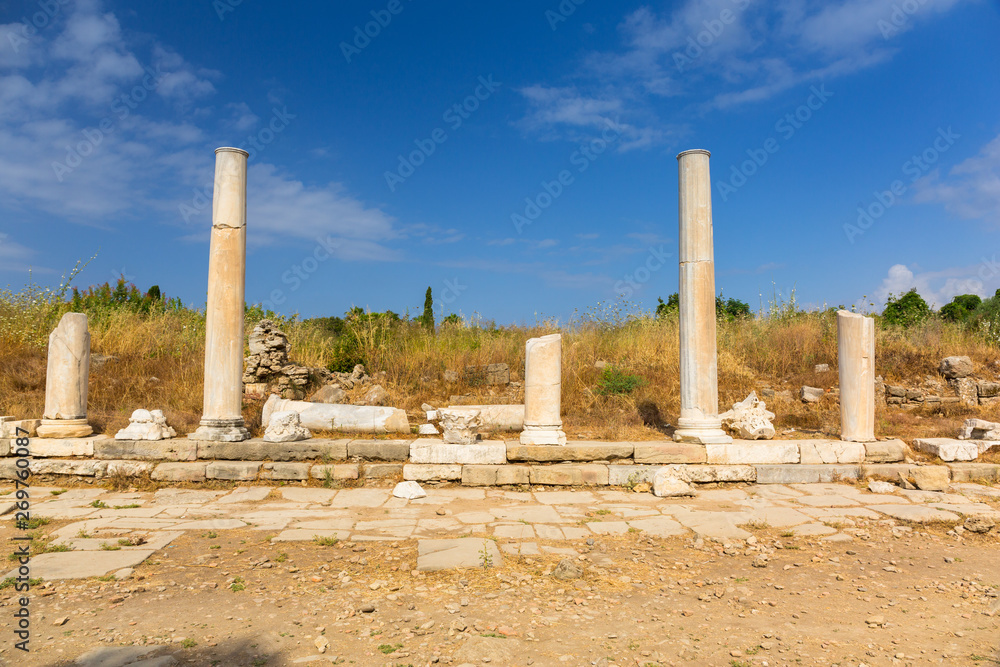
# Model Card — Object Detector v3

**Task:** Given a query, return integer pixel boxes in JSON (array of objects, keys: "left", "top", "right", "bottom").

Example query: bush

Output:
[
  {"left": 940, "top": 293, "right": 982, "bottom": 323},
  {"left": 881, "top": 288, "right": 930, "bottom": 327},
  {"left": 595, "top": 365, "right": 646, "bottom": 396},
  {"left": 656, "top": 294, "right": 679, "bottom": 318}
]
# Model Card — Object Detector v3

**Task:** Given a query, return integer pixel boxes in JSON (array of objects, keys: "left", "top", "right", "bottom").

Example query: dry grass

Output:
[{"left": 3, "top": 299, "right": 1000, "bottom": 441}]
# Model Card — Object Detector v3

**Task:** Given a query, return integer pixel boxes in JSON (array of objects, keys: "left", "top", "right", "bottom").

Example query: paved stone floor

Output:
[{"left": 2, "top": 480, "right": 999, "bottom": 666}]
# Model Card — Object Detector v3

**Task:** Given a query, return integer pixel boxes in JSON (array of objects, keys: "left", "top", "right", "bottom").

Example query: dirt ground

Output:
[{"left": 2, "top": 515, "right": 998, "bottom": 667}]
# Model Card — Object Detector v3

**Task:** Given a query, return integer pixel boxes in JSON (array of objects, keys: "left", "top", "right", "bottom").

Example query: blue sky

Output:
[{"left": 1, "top": 0, "right": 999, "bottom": 324}]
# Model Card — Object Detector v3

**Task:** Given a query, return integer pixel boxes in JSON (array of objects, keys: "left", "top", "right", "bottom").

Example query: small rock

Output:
[
  {"left": 964, "top": 516, "right": 995, "bottom": 534},
  {"left": 867, "top": 480, "right": 897, "bottom": 494},
  {"left": 653, "top": 468, "right": 695, "bottom": 497},
  {"left": 52, "top": 617, "right": 68, "bottom": 626},
  {"left": 359, "top": 603, "right": 376, "bottom": 613},
  {"left": 393, "top": 481, "right": 426, "bottom": 500},
  {"left": 814, "top": 363, "right": 830, "bottom": 373},
  {"left": 311, "top": 385, "right": 347, "bottom": 404},
  {"left": 552, "top": 559, "right": 583, "bottom": 581},
  {"left": 314, "top": 637, "right": 329, "bottom": 653},
  {"left": 800, "top": 386, "right": 824, "bottom": 403},
  {"left": 939, "top": 356, "right": 974, "bottom": 379}
]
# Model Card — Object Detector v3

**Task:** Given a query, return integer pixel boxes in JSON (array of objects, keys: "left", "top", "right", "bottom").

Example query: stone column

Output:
[
  {"left": 37, "top": 313, "right": 93, "bottom": 438},
  {"left": 520, "top": 333, "right": 566, "bottom": 445},
  {"left": 190, "top": 147, "right": 251, "bottom": 442},
  {"left": 837, "top": 310, "right": 876, "bottom": 442},
  {"left": 674, "top": 149, "right": 731, "bottom": 445}
]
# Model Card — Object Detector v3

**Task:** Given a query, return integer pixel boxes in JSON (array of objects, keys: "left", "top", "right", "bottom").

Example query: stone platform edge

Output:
[
  {"left": 3, "top": 456, "right": 998, "bottom": 486},
  {"left": 0, "top": 436, "right": 911, "bottom": 465}
]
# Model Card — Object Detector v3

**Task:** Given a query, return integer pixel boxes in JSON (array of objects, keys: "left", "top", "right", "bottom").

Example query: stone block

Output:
[
  {"left": 28, "top": 436, "right": 105, "bottom": 457},
  {"left": 30, "top": 459, "right": 109, "bottom": 477},
  {"left": 403, "top": 464, "right": 463, "bottom": 481},
  {"left": 310, "top": 464, "right": 360, "bottom": 481},
  {"left": 754, "top": 464, "right": 860, "bottom": 484},
  {"left": 347, "top": 440, "right": 413, "bottom": 461},
  {"left": 417, "top": 538, "right": 503, "bottom": 571},
  {"left": 260, "top": 462, "right": 312, "bottom": 480},
  {"left": 104, "top": 460, "right": 155, "bottom": 477},
  {"left": 633, "top": 442, "right": 707, "bottom": 464},
  {"left": 947, "top": 463, "right": 1000, "bottom": 483},
  {"left": 860, "top": 463, "right": 914, "bottom": 480},
  {"left": 0, "top": 439, "right": 8, "bottom": 456},
  {"left": 205, "top": 461, "right": 261, "bottom": 481},
  {"left": 979, "top": 381, "right": 1000, "bottom": 398},
  {"left": 863, "top": 440, "right": 907, "bottom": 462},
  {"left": 151, "top": 462, "right": 208, "bottom": 482},
  {"left": 506, "top": 441, "right": 633, "bottom": 462},
  {"left": 913, "top": 438, "right": 981, "bottom": 462},
  {"left": 197, "top": 438, "right": 349, "bottom": 461},
  {"left": 687, "top": 465, "right": 757, "bottom": 483},
  {"left": 363, "top": 463, "right": 404, "bottom": 479},
  {"left": 529, "top": 464, "right": 608, "bottom": 486},
  {"left": 705, "top": 441, "right": 799, "bottom": 464},
  {"left": 911, "top": 466, "right": 951, "bottom": 491},
  {"left": 608, "top": 465, "right": 659, "bottom": 486},
  {"left": 798, "top": 440, "right": 866, "bottom": 464},
  {"left": 462, "top": 465, "right": 530, "bottom": 486},
  {"left": 95, "top": 438, "right": 198, "bottom": 461},
  {"left": 410, "top": 441, "right": 506, "bottom": 465},
  {"left": 0, "top": 418, "right": 40, "bottom": 438}
]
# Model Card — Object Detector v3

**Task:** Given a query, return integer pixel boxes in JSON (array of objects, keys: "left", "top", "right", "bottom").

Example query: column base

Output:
[
  {"left": 36, "top": 419, "right": 93, "bottom": 439},
  {"left": 520, "top": 425, "right": 567, "bottom": 446},
  {"left": 188, "top": 419, "right": 250, "bottom": 442},
  {"left": 673, "top": 417, "right": 731, "bottom": 445},
  {"left": 841, "top": 434, "right": 876, "bottom": 443}
]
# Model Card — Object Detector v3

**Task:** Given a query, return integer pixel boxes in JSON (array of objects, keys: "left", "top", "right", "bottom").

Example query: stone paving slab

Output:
[
  {"left": 6, "top": 549, "right": 156, "bottom": 580},
  {"left": 417, "top": 538, "right": 502, "bottom": 571},
  {"left": 7, "top": 479, "right": 999, "bottom": 579}
]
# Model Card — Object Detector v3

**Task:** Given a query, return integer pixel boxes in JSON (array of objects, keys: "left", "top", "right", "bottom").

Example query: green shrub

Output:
[
  {"left": 881, "top": 288, "right": 930, "bottom": 327},
  {"left": 595, "top": 365, "right": 646, "bottom": 395},
  {"left": 940, "top": 294, "right": 982, "bottom": 323}
]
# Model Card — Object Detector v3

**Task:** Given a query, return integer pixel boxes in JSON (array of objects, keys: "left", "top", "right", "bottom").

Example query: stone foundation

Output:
[{"left": 5, "top": 435, "right": 989, "bottom": 488}]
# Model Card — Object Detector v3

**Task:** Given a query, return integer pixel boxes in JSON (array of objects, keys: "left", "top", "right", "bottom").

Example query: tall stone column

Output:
[
  {"left": 37, "top": 313, "right": 93, "bottom": 438},
  {"left": 520, "top": 333, "right": 566, "bottom": 445},
  {"left": 674, "top": 149, "right": 731, "bottom": 445},
  {"left": 837, "top": 310, "right": 876, "bottom": 442},
  {"left": 190, "top": 147, "right": 251, "bottom": 442}
]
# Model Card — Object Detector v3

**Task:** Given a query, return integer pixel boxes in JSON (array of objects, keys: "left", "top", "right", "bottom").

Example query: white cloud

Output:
[
  {"left": 0, "top": 0, "right": 401, "bottom": 266},
  {"left": 518, "top": 0, "right": 971, "bottom": 145},
  {"left": 875, "top": 263, "right": 986, "bottom": 309},
  {"left": 913, "top": 133, "right": 1000, "bottom": 226}
]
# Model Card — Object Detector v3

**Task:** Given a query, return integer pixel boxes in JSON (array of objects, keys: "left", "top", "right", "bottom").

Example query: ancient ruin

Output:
[
  {"left": 520, "top": 333, "right": 567, "bottom": 446},
  {"left": 673, "top": 149, "right": 731, "bottom": 445},
  {"left": 189, "top": 147, "right": 251, "bottom": 443},
  {"left": 37, "top": 312, "right": 93, "bottom": 439},
  {"left": 837, "top": 310, "right": 876, "bottom": 442}
]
